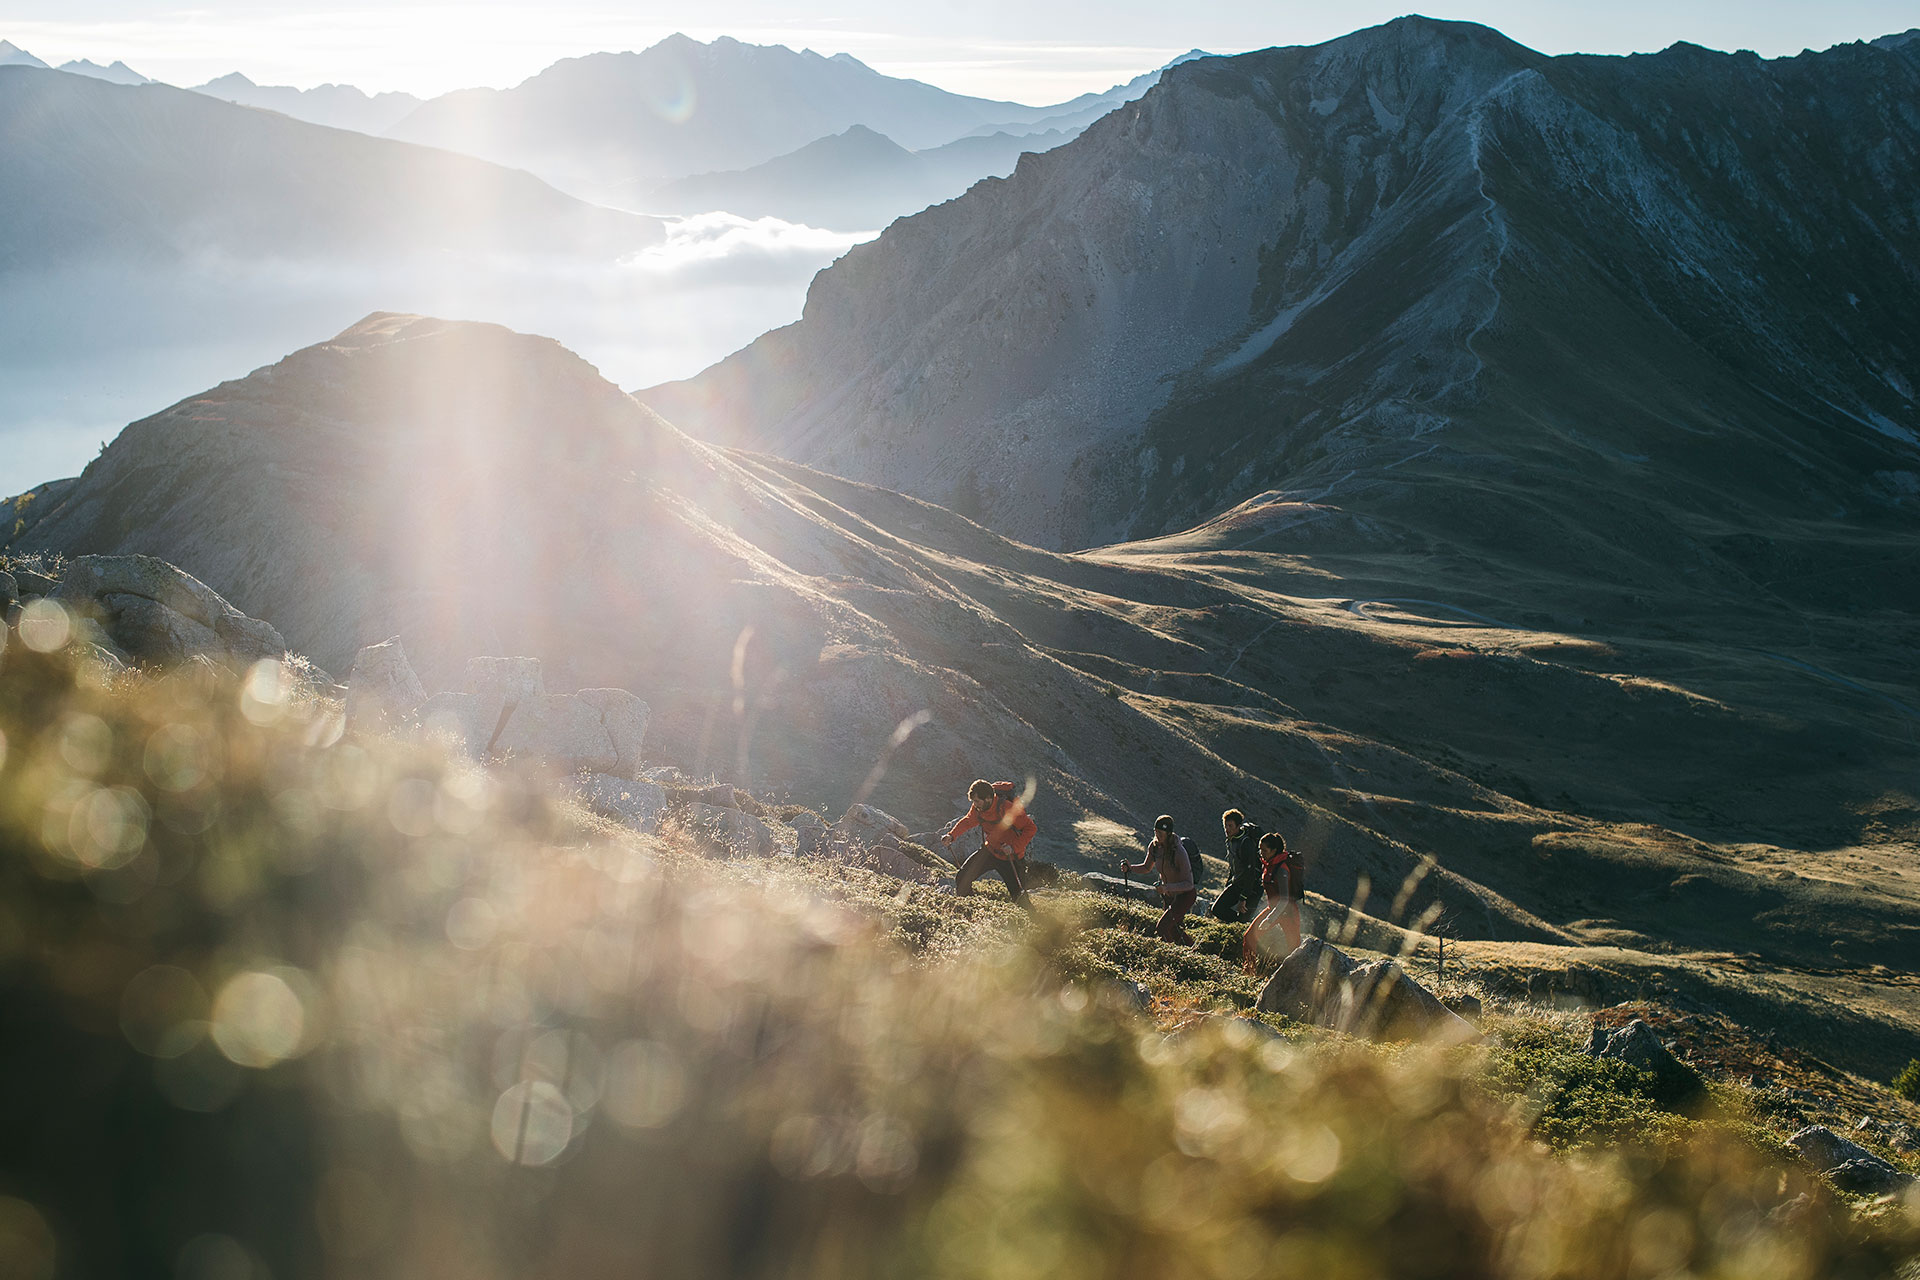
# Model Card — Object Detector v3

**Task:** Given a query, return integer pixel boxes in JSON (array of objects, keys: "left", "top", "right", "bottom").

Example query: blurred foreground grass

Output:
[{"left": 1, "top": 644, "right": 1917, "bottom": 1279}]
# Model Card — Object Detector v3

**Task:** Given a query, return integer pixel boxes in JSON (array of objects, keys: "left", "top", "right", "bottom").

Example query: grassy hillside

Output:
[{"left": 2, "top": 644, "right": 1917, "bottom": 1278}]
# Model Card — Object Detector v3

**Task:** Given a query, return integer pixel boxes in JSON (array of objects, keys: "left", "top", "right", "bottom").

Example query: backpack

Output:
[
  {"left": 1262, "top": 846, "right": 1305, "bottom": 900},
  {"left": 1179, "top": 835, "right": 1203, "bottom": 889}
]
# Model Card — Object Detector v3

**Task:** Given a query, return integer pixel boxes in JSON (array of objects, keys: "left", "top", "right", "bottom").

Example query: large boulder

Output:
[
  {"left": 1582, "top": 1019, "right": 1707, "bottom": 1107},
  {"left": 345, "top": 636, "right": 428, "bottom": 732},
  {"left": 837, "top": 803, "right": 910, "bottom": 845},
  {"left": 576, "top": 775, "right": 669, "bottom": 834},
  {"left": 48, "top": 554, "right": 289, "bottom": 668},
  {"left": 843, "top": 844, "right": 938, "bottom": 885},
  {"left": 577, "top": 687, "right": 649, "bottom": 778},
  {"left": 1256, "top": 938, "right": 1475, "bottom": 1043},
  {"left": 1789, "top": 1126, "right": 1915, "bottom": 1196},
  {"left": 789, "top": 810, "right": 829, "bottom": 856},
  {"left": 102, "top": 593, "right": 217, "bottom": 663}
]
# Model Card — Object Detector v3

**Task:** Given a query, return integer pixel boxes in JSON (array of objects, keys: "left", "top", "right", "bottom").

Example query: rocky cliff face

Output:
[{"left": 645, "top": 19, "right": 1920, "bottom": 590}]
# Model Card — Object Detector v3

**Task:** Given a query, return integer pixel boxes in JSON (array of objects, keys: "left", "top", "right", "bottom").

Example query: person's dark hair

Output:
[
  {"left": 1222, "top": 808, "right": 1245, "bottom": 826},
  {"left": 1258, "top": 832, "right": 1286, "bottom": 853},
  {"left": 968, "top": 779, "right": 994, "bottom": 801}
]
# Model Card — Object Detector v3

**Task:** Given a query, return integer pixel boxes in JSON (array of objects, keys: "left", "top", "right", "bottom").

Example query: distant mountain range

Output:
[
  {"left": 645, "top": 124, "right": 1075, "bottom": 231},
  {"left": 192, "top": 71, "right": 423, "bottom": 134},
  {"left": 0, "top": 65, "right": 652, "bottom": 270},
  {"left": 0, "top": 39, "right": 148, "bottom": 83},
  {"left": 385, "top": 34, "right": 1201, "bottom": 208},
  {"left": 648, "top": 18, "right": 1920, "bottom": 624},
  {"left": 637, "top": 53, "right": 1205, "bottom": 231},
  {"left": 1, "top": 34, "right": 1200, "bottom": 230}
]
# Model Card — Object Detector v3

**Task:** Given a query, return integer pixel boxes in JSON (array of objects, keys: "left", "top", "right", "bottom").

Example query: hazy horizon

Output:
[{"left": 4, "top": 2, "right": 1917, "bottom": 102}]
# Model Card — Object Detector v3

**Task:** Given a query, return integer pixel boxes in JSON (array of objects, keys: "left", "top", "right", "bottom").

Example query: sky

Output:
[{"left": 3, "top": 0, "right": 1917, "bottom": 101}]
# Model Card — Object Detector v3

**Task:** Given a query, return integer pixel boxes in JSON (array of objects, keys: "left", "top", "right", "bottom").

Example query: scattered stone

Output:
[
  {"left": 1256, "top": 938, "right": 1475, "bottom": 1043},
  {"left": 345, "top": 636, "right": 428, "bottom": 731},
  {"left": 1583, "top": 1019, "right": 1707, "bottom": 1107},
  {"left": 577, "top": 774, "right": 669, "bottom": 834},
  {"left": 1790, "top": 1125, "right": 1883, "bottom": 1173},
  {"left": 1079, "top": 870, "right": 1162, "bottom": 901},
  {"left": 692, "top": 784, "right": 738, "bottom": 809},
  {"left": 842, "top": 843, "right": 938, "bottom": 885},
  {"left": 1097, "top": 980, "right": 1152, "bottom": 1014},
  {"left": 789, "top": 810, "right": 829, "bottom": 856},
  {"left": 0, "top": 570, "right": 15, "bottom": 608},
  {"left": 1826, "top": 1158, "right": 1914, "bottom": 1196},
  {"left": 642, "top": 766, "right": 685, "bottom": 785},
  {"left": 677, "top": 802, "right": 775, "bottom": 860},
  {"left": 1442, "top": 993, "right": 1483, "bottom": 1020}
]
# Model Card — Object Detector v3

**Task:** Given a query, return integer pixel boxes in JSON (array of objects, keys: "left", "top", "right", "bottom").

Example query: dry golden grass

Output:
[{"left": 1, "top": 644, "right": 1917, "bottom": 1279}]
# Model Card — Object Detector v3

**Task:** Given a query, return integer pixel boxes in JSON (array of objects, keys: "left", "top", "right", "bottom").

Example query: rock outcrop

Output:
[
  {"left": 344, "top": 636, "right": 428, "bottom": 732},
  {"left": 1256, "top": 938, "right": 1475, "bottom": 1043},
  {"left": 577, "top": 775, "right": 670, "bottom": 834},
  {"left": 675, "top": 802, "right": 776, "bottom": 860},
  {"left": 814, "top": 803, "right": 939, "bottom": 885},
  {"left": 37, "top": 554, "right": 290, "bottom": 670},
  {"left": 1582, "top": 1018, "right": 1706, "bottom": 1107},
  {"left": 1788, "top": 1126, "right": 1916, "bottom": 1196}
]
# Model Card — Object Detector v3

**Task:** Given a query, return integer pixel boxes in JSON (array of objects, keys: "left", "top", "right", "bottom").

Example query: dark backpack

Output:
[{"left": 1179, "top": 835, "right": 1203, "bottom": 889}]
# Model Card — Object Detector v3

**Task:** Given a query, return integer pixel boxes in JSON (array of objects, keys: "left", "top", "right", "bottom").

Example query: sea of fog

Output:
[{"left": 0, "top": 213, "right": 874, "bottom": 495}]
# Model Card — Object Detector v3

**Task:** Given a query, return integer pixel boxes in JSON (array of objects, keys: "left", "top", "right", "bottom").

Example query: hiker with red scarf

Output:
[
  {"left": 942, "top": 779, "right": 1037, "bottom": 907},
  {"left": 1242, "top": 831, "right": 1304, "bottom": 971}
]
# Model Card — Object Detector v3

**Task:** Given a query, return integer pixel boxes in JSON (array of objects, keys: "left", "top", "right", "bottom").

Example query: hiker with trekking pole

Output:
[
  {"left": 942, "top": 779, "right": 1037, "bottom": 908},
  {"left": 1242, "top": 831, "right": 1305, "bottom": 971},
  {"left": 1122, "top": 816, "right": 1200, "bottom": 947}
]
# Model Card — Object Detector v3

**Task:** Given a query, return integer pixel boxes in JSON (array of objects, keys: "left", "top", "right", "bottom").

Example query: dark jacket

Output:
[{"left": 1224, "top": 822, "right": 1265, "bottom": 886}]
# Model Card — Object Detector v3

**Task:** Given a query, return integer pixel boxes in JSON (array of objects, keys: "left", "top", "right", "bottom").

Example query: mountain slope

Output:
[
  {"left": 644, "top": 19, "right": 1920, "bottom": 607},
  {"left": 10, "top": 315, "right": 1920, "bottom": 991},
  {"left": 387, "top": 34, "right": 1104, "bottom": 207},
  {"left": 193, "top": 71, "right": 421, "bottom": 133},
  {"left": 0, "top": 39, "right": 47, "bottom": 69},
  {"left": 0, "top": 66, "right": 652, "bottom": 270}
]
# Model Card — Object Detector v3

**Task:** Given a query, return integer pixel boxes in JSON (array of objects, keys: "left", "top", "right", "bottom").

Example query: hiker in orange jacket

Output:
[{"left": 942, "top": 779, "right": 1036, "bottom": 906}]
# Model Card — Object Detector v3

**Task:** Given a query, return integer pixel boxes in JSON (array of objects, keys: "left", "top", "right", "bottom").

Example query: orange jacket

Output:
[{"left": 945, "top": 781, "right": 1036, "bottom": 859}]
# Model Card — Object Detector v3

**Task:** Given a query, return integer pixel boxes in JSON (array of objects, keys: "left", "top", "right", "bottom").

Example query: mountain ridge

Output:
[
  {"left": 642, "top": 17, "right": 1920, "bottom": 621},
  {"left": 385, "top": 34, "right": 1191, "bottom": 207}
]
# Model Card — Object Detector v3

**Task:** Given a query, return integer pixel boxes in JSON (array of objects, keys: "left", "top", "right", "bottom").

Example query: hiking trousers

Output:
[
  {"left": 1209, "top": 876, "right": 1262, "bottom": 922},
  {"left": 955, "top": 844, "right": 1029, "bottom": 907},
  {"left": 1156, "top": 889, "right": 1197, "bottom": 946}
]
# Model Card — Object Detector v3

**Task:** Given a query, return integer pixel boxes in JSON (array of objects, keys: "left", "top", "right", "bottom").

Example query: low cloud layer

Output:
[{"left": 0, "top": 215, "right": 877, "bottom": 493}]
